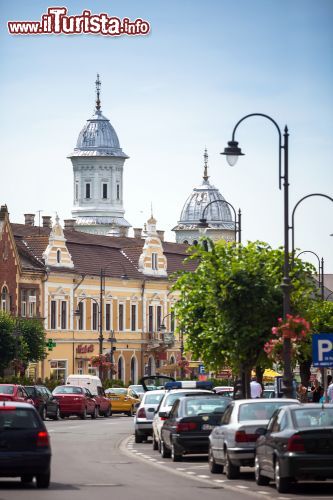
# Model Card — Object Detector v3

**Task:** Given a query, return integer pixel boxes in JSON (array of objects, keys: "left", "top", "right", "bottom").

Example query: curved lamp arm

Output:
[{"left": 200, "top": 199, "right": 239, "bottom": 242}]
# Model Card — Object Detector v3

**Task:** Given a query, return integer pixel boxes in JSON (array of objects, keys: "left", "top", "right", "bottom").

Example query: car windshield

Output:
[
  {"left": 109, "top": 388, "right": 127, "bottom": 395},
  {"left": 292, "top": 408, "right": 333, "bottom": 428},
  {"left": 239, "top": 402, "right": 293, "bottom": 421},
  {"left": 129, "top": 385, "right": 144, "bottom": 394},
  {"left": 0, "top": 409, "right": 40, "bottom": 430},
  {"left": 0, "top": 385, "right": 14, "bottom": 395},
  {"left": 144, "top": 393, "right": 164, "bottom": 405},
  {"left": 185, "top": 398, "right": 229, "bottom": 415},
  {"left": 53, "top": 386, "right": 83, "bottom": 395},
  {"left": 24, "top": 387, "right": 35, "bottom": 396}
]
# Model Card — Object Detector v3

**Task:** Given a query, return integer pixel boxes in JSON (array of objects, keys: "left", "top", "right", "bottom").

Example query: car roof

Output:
[
  {"left": 166, "top": 389, "right": 213, "bottom": 395},
  {"left": 142, "top": 389, "right": 166, "bottom": 396},
  {"left": 286, "top": 403, "right": 333, "bottom": 410},
  {"left": 233, "top": 398, "right": 299, "bottom": 405},
  {"left": 0, "top": 401, "right": 36, "bottom": 409}
]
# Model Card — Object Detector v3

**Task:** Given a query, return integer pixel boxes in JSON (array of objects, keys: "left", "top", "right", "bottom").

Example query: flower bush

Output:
[
  {"left": 264, "top": 314, "right": 311, "bottom": 366},
  {"left": 90, "top": 354, "right": 117, "bottom": 375}
]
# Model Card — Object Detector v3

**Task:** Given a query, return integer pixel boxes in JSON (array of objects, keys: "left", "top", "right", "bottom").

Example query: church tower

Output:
[{"left": 68, "top": 75, "right": 131, "bottom": 236}]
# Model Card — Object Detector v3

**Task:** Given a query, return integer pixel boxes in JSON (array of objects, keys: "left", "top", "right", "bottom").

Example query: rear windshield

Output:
[
  {"left": 144, "top": 393, "right": 164, "bottom": 405},
  {"left": 239, "top": 402, "right": 293, "bottom": 421},
  {"left": 0, "top": 385, "right": 14, "bottom": 395},
  {"left": 0, "top": 409, "right": 40, "bottom": 430},
  {"left": 185, "top": 398, "right": 229, "bottom": 415},
  {"left": 53, "top": 386, "right": 83, "bottom": 395},
  {"left": 292, "top": 408, "right": 333, "bottom": 428},
  {"left": 164, "top": 392, "right": 209, "bottom": 408},
  {"left": 24, "top": 387, "right": 35, "bottom": 397},
  {"left": 110, "top": 388, "right": 127, "bottom": 395},
  {"left": 129, "top": 386, "right": 144, "bottom": 394}
]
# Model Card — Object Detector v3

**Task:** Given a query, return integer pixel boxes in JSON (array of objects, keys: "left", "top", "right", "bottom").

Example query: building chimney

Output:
[
  {"left": 133, "top": 228, "right": 142, "bottom": 239},
  {"left": 42, "top": 216, "right": 52, "bottom": 228},
  {"left": 157, "top": 230, "right": 165, "bottom": 242},
  {"left": 119, "top": 227, "right": 127, "bottom": 237},
  {"left": 64, "top": 219, "right": 76, "bottom": 230},
  {"left": 24, "top": 213, "right": 35, "bottom": 226}
]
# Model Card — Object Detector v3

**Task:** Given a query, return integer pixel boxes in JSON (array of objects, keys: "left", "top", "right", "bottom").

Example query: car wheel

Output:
[
  {"left": 209, "top": 445, "right": 223, "bottom": 474},
  {"left": 275, "top": 459, "right": 290, "bottom": 493},
  {"left": 41, "top": 405, "right": 47, "bottom": 421},
  {"left": 80, "top": 407, "right": 87, "bottom": 420},
  {"left": 160, "top": 440, "right": 171, "bottom": 458},
  {"left": 225, "top": 450, "right": 240, "bottom": 479},
  {"left": 152, "top": 433, "right": 159, "bottom": 450},
  {"left": 104, "top": 406, "right": 111, "bottom": 418},
  {"left": 171, "top": 443, "right": 182, "bottom": 462},
  {"left": 53, "top": 407, "right": 61, "bottom": 421},
  {"left": 127, "top": 406, "right": 134, "bottom": 417},
  {"left": 21, "top": 475, "right": 33, "bottom": 484},
  {"left": 91, "top": 406, "right": 98, "bottom": 419},
  {"left": 36, "top": 471, "right": 50, "bottom": 488},
  {"left": 135, "top": 431, "right": 143, "bottom": 443},
  {"left": 255, "top": 455, "right": 270, "bottom": 485}
]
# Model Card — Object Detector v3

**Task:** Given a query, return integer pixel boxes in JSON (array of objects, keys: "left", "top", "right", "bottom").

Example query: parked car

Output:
[
  {"left": 134, "top": 390, "right": 166, "bottom": 443},
  {"left": 66, "top": 375, "right": 111, "bottom": 417},
  {"left": 160, "top": 394, "right": 231, "bottom": 461},
  {"left": 128, "top": 385, "right": 145, "bottom": 400},
  {"left": 209, "top": 398, "right": 300, "bottom": 479},
  {"left": 105, "top": 387, "right": 140, "bottom": 416},
  {"left": 0, "top": 384, "right": 34, "bottom": 405},
  {"left": 214, "top": 386, "right": 234, "bottom": 398},
  {"left": 25, "top": 385, "right": 61, "bottom": 420},
  {"left": 255, "top": 403, "right": 333, "bottom": 493},
  {"left": 52, "top": 385, "right": 97, "bottom": 419},
  {"left": 0, "top": 401, "right": 51, "bottom": 488},
  {"left": 152, "top": 385, "right": 214, "bottom": 451},
  {"left": 263, "top": 389, "right": 275, "bottom": 399}
]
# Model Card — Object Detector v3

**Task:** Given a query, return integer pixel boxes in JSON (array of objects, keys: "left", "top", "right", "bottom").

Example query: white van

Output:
[{"left": 65, "top": 374, "right": 111, "bottom": 417}]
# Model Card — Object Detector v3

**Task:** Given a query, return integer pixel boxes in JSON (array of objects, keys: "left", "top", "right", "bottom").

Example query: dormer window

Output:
[
  {"left": 152, "top": 253, "right": 158, "bottom": 270},
  {"left": 57, "top": 250, "right": 61, "bottom": 263}
]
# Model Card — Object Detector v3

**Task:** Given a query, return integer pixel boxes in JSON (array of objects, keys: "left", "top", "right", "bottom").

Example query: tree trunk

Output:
[{"left": 299, "top": 359, "right": 311, "bottom": 387}]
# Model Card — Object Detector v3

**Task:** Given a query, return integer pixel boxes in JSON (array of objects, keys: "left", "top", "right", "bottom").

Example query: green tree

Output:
[
  {"left": 0, "top": 312, "right": 15, "bottom": 375},
  {"left": 173, "top": 239, "right": 317, "bottom": 397}
]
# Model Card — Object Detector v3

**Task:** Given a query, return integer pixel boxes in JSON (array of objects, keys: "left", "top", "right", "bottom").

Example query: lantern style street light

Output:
[
  {"left": 199, "top": 199, "right": 242, "bottom": 243},
  {"left": 222, "top": 113, "right": 293, "bottom": 397}
]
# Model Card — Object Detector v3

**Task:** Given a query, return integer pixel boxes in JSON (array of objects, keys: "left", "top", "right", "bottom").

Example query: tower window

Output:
[
  {"left": 75, "top": 182, "right": 79, "bottom": 201},
  {"left": 116, "top": 184, "right": 120, "bottom": 200},
  {"left": 57, "top": 250, "right": 61, "bottom": 263},
  {"left": 152, "top": 253, "right": 158, "bottom": 270},
  {"left": 85, "top": 183, "right": 91, "bottom": 199},
  {"left": 102, "top": 183, "right": 108, "bottom": 199}
]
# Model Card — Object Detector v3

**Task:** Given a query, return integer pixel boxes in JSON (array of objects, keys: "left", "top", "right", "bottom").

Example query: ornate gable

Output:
[
  {"left": 138, "top": 216, "right": 167, "bottom": 277},
  {"left": 42, "top": 215, "right": 74, "bottom": 269}
]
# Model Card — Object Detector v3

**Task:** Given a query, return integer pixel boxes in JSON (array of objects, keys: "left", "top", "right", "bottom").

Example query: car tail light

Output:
[
  {"left": 137, "top": 407, "right": 146, "bottom": 418},
  {"left": 37, "top": 431, "right": 50, "bottom": 447},
  {"left": 176, "top": 422, "right": 198, "bottom": 432},
  {"left": 287, "top": 434, "right": 305, "bottom": 452},
  {"left": 235, "top": 430, "right": 259, "bottom": 443}
]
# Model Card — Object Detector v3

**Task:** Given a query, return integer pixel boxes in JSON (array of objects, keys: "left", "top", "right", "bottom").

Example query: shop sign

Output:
[{"left": 76, "top": 344, "right": 94, "bottom": 354}]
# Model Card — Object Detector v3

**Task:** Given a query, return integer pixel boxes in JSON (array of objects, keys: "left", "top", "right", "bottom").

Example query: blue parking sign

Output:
[
  {"left": 198, "top": 364, "right": 206, "bottom": 374},
  {"left": 312, "top": 333, "right": 333, "bottom": 367}
]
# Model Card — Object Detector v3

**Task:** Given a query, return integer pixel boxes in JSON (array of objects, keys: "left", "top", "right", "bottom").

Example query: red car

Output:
[
  {"left": 0, "top": 384, "right": 34, "bottom": 405},
  {"left": 52, "top": 385, "right": 97, "bottom": 419}
]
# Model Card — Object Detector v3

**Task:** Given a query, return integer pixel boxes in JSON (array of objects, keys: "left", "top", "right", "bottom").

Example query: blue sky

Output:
[{"left": 1, "top": 0, "right": 332, "bottom": 273}]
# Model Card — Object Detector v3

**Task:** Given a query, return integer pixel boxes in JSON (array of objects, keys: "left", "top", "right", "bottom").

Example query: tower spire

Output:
[
  {"left": 203, "top": 147, "right": 209, "bottom": 181},
  {"left": 95, "top": 73, "right": 101, "bottom": 111}
]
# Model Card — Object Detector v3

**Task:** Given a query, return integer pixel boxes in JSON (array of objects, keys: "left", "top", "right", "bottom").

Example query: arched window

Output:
[
  {"left": 183, "top": 240, "right": 188, "bottom": 244},
  {"left": 118, "top": 356, "right": 124, "bottom": 382},
  {"left": 57, "top": 249, "right": 61, "bottom": 264},
  {"left": 130, "top": 356, "right": 138, "bottom": 384},
  {"left": 1, "top": 286, "right": 8, "bottom": 312}
]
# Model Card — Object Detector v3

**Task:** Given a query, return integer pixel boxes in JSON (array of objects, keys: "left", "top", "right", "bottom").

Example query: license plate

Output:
[{"left": 202, "top": 424, "right": 214, "bottom": 430}]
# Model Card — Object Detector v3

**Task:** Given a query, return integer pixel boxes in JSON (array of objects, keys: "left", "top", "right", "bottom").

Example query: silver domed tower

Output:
[
  {"left": 173, "top": 150, "right": 235, "bottom": 244},
  {"left": 68, "top": 75, "right": 130, "bottom": 236}
]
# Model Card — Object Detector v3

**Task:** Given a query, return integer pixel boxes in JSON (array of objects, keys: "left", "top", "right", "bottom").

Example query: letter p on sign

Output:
[{"left": 318, "top": 339, "right": 333, "bottom": 361}]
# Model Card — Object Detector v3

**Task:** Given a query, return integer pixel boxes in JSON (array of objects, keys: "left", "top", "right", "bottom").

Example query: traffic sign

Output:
[
  {"left": 198, "top": 364, "right": 206, "bottom": 374},
  {"left": 312, "top": 333, "right": 333, "bottom": 367}
]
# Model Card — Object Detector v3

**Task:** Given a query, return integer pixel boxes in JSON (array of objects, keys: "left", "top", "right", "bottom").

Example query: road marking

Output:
[
  {"left": 213, "top": 479, "right": 226, "bottom": 483},
  {"left": 237, "top": 485, "right": 249, "bottom": 489},
  {"left": 198, "top": 475, "right": 210, "bottom": 479},
  {"left": 176, "top": 468, "right": 186, "bottom": 471},
  {"left": 257, "top": 492, "right": 270, "bottom": 495},
  {"left": 186, "top": 471, "right": 196, "bottom": 475}
]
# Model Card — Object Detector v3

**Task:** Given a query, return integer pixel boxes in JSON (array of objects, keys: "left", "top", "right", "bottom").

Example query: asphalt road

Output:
[{"left": 0, "top": 415, "right": 332, "bottom": 500}]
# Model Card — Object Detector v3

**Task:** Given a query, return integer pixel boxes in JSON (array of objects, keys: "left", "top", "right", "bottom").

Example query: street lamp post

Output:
[
  {"left": 199, "top": 199, "right": 242, "bottom": 243},
  {"left": 222, "top": 113, "right": 293, "bottom": 397},
  {"left": 296, "top": 251, "right": 324, "bottom": 300},
  {"left": 159, "top": 312, "right": 186, "bottom": 377}
]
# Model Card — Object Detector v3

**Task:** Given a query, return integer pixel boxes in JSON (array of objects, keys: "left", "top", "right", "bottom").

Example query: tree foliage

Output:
[{"left": 172, "top": 239, "right": 318, "bottom": 380}]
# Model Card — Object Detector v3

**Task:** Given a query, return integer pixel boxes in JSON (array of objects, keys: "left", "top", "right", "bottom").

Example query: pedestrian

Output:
[
  {"left": 297, "top": 383, "right": 308, "bottom": 403},
  {"left": 310, "top": 379, "right": 323, "bottom": 403},
  {"left": 250, "top": 376, "right": 262, "bottom": 399},
  {"left": 327, "top": 376, "right": 333, "bottom": 403}
]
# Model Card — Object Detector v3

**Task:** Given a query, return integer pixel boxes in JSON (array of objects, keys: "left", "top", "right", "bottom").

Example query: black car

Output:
[
  {"left": 160, "top": 394, "right": 231, "bottom": 462},
  {"left": 25, "top": 385, "right": 60, "bottom": 420},
  {"left": 255, "top": 403, "right": 333, "bottom": 493},
  {"left": 0, "top": 402, "right": 51, "bottom": 487}
]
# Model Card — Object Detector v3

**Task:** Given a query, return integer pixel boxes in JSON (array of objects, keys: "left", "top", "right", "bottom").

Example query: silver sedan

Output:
[{"left": 208, "top": 398, "right": 300, "bottom": 479}]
